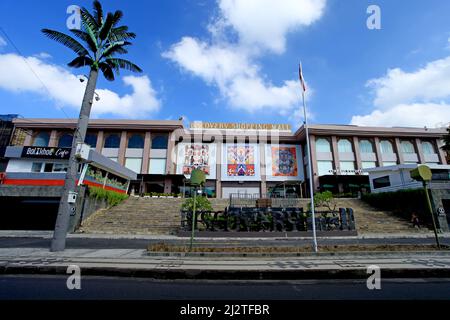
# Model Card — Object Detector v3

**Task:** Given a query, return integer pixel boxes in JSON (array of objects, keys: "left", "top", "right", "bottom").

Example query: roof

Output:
[
  {"left": 13, "top": 118, "right": 184, "bottom": 131},
  {"left": 294, "top": 124, "right": 446, "bottom": 139},
  {"left": 363, "top": 163, "right": 450, "bottom": 173}
]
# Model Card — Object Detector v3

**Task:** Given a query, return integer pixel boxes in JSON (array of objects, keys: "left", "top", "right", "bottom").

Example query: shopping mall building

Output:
[{"left": 5, "top": 118, "right": 448, "bottom": 198}]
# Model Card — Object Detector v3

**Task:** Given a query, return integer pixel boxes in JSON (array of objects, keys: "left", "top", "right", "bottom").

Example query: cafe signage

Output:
[
  {"left": 21, "top": 146, "right": 71, "bottom": 160},
  {"left": 190, "top": 121, "right": 292, "bottom": 131}
]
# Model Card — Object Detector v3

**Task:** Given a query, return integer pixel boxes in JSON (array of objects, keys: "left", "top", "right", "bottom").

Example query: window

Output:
[
  {"left": 339, "top": 161, "right": 355, "bottom": 175},
  {"left": 33, "top": 132, "right": 50, "bottom": 147},
  {"left": 44, "top": 163, "right": 53, "bottom": 172},
  {"left": 382, "top": 161, "right": 397, "bottom": 167},
  {"left": 401, "top": 141, "right": 415, "bottom": 154},
  {"left": 85, "top": 134, "right": 97, "bottom": 148},
  {"left": 104, "top": 134, "right": 120, "bottom": 148},
  {"left": 108, "top": 157, "right": 118, "bottom": 162},
  {"left": 359, "top": 140, "right": 374, "bottom": 153},
  {"left": 421, "top": 141, "right": 435, "bottom": 155},
  {"left": 151, "top": 135, "right": 168, "bottom": 149},
  {"left": 316, "top": 138, "right": 331, "bottom": 153},
  {"left": 128, "top": 134, "right": 144, "bottom": 149},
  {"left": 125, "top": 158, "right": 142, "bottom": 173},
  {"left": 317, "top": 160, "right": 333, "bottom": 176},
  {"left": 149, "top": 158, "right": 166, "bottom": 174},
  {"left": 361, "top": 161, "right": 376, "bottom": 169},
  {"left": 53, "top": 163, "right": 68, "bottom": 172},
  {"left": 380, "top": 140, "right": 394, "bottom": 154},
  {"left": 31, "top": 162, "right": 43, "bottom": 173},
  {"left": 373, "top": 176, "right": 391, "bottom": 189},
  {"left": 58, "top": 134, "right": 73, "bottom": 148},
  {"left": 338, "top": 139, "right": 352, "bottom": 153}
]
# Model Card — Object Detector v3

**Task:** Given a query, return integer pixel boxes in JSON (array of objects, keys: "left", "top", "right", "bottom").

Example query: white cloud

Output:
[
  {"left": 367, "top": 56, "right": 450, "bottom": 109},
  {"left": 351, "top": 55, "right": 450, "bottom": 127},
  {"left": 163, "top": 0, "right": 325, "bottom": 116},
  {"left": 0, "top": 53, "right": 160, "bottom": 118},
  {"left": 219, "top": 0, "right": 326, "bottom": 54},
  {"left": 351, "top": 103, "right": 450, "bottom": 128},
  {"left": 0, "top": 36, "right": 6, "bottom": 47}
]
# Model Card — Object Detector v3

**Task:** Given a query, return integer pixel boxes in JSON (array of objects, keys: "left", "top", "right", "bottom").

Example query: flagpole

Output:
[{"left": 300, "top": 62, "right": 318, "bottom": 253}]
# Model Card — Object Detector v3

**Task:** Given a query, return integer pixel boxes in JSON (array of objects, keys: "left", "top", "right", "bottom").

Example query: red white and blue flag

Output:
[{"left": 298, "top": 63, "right": 307, "bottom": 92}]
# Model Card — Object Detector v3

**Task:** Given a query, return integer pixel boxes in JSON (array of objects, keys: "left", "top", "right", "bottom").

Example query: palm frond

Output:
[
  {"left": 81, "top": 20, "right": 99, "bottom": 54},
  {"left": 69, "top": 29, "right": 97, "bottom": 54},
  {"left": 99, "top": 12, "right": 114, "bottom": 41},
  {"left": 42, "top": 29, "right": 89, "bottom": 56},
  {"left": 80, "top": 7, "right": 99, "bottom": 33},
  {"left": 109, "top": 26, "right": 136, "bottom": 42},
  {"left": 99, "top": 62, "right": 115, "bottom": 81},
  {"left": 111, "top": 10, "right": 124, "bottom": 27},
  {"left": 67, "top": 56, "right": 94, "bottom": 68},
  {"left": 93, "top": 0, "right": 104, "bottom": 26},
  {"left": 105, "top": 58, "right": 143, "bottom": 73},
  {"left": 101, "top": 42, "right": 130, "bottom": 59}
]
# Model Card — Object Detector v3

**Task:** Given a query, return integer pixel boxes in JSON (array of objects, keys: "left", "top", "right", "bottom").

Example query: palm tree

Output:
[{"left": 42, "top": 0, "right": 142, "bottom": 252}]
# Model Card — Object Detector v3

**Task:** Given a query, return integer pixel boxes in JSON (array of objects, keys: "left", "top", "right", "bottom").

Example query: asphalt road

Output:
[
  {"left": 1, "top": 236, "right": 450, "bottom": 249},
  {"left": 1, "top": 275, "right": 450, "bottom": 300}
]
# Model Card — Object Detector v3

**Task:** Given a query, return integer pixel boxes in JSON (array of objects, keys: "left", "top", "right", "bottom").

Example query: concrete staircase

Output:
[{"left": 79, "top": 197, "right": 426, "bottom": 235}]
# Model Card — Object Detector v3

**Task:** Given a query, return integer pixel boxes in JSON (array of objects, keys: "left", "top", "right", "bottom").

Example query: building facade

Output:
[{"left": 7, "top": 118, "right": 447, "bottom": 198}]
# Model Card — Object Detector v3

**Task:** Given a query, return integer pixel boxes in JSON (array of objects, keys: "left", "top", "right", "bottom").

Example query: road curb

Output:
[{"left": 1, "top": 264, "right": 450, "bottom": 280}]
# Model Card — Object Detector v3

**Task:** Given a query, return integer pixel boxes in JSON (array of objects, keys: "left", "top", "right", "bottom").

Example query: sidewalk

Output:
[
  {"left": 1, "top": 230, "right": 449, "bottom": 240},
  {"left": 1, "top": 247, "right": 450, "bottom": 280}
]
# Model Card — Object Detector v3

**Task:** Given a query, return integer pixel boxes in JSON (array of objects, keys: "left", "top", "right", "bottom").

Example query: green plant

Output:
[
  {"left": 308, "top": 191, "right": 337, "bottom": 212},
  {"left": 362, "top": 188, "right": 431, "bottom": 225},
  {"left": 181, "top": 196, "right": 213, "bottom": 212},
  {"left": 88, "top": 186, "right": 128, "bottom": 207}
]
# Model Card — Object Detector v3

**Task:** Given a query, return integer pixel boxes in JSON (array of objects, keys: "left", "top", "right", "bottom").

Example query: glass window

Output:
[
  {"left": 317, "top": 160, "right": 333, "bottom": 176},
  {"left": 338, "top": 139, "right": 352, "bottom": 153},
  {"left": 128, "top": 134, "right": 144, "bottom": 149},
  {"left": 85, "top": 134, "right": 97, "bottom": 148},
  {"left": 339, "top": 161, "right": 355, "bottom": 175},
  {"left": 31, "top": 162, "right": 43, "bottom": 173},
  {"left": 382, "top": 161, "right": 397, "bottom": 167},
  {"left": 58, "top": 134, "right": 73, "bottom": 148},
  {"left": 380, "top": 140, "right": 394, "bottom": 154},
  {"left": 108, "top": 157, "right": 118, "bottom": 162},
  {"left": 401, "top": 141, "right": 415, "bottom": 154},
  {"left": 44, "top": 163, "right": 53, "bottom": 172},
  {"left": 421, "top": 141, "right": 435, "bottom": 154},
  {"left": 361, "top": 161, "right": 376, "bottom": 169},
  {"left": 53, "top": 163, "right": 68, "bottom": 172},
  {"left": 104, "top": 134, "right": 120, "bottom": 148},
  {"left": 33, "top": 132, "right": 50, "bottom": 147},
  {"left": 125, "top": 158, "right": 142, "bottom": 173},
  {"left": 373, "top": 176, "right": 391, "bottom": 189},
  {"left": 151, "top": 135, "right": 168, "bottom": 150},
  {"left": 149, "top": 158, "right": 166, "bottom": 174},
  {"left": 316, "top": 138, "right": 331, "bottom": 153},
  {"left": 359, "top": 140, "right": 374, "bottom": 153}
]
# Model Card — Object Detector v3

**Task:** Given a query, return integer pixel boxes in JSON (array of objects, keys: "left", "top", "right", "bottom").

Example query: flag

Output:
[{"left": 299, "top": 63, "right": 307, "bottom": 92}]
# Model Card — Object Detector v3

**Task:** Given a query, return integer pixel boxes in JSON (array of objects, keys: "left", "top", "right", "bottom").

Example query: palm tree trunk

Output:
[{"left": 51, "top": 68, "right": 99, "bottom": 252}]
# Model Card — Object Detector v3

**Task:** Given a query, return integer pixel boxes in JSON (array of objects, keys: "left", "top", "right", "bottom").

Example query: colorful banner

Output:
[
  {"left": 271, "top": 146, "right": 298, "bottom": 177},
  {"left": 182, "top": 144, "right": 210, "bottom": 175},
  {"left": 226, "top": 145, "right": 255, "bottom": 176},
  {"left": 176, "top": 143, "right": 216, "bottom": 179}
]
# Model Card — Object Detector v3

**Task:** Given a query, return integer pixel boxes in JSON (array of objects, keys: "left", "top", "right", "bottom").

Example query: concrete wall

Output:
[{"left": 430, "top": 188, "right": 450, "bottom": 232}]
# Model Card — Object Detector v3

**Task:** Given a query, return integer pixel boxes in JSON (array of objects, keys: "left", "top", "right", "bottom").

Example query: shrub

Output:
[
  {"left": 181, "top": 196, "right": 213, "bottom": 212},
  {"left": 362, "top": 188, "right": 431, "bottom": 225},
  {"left": 88, "top": 186, "right": 128, "bottom": 207},
  {"left": 308, "top": 191, "right": 337, "bottom": 212}
]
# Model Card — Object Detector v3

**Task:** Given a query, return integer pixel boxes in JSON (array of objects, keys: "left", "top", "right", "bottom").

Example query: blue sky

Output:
[{"left": 0, "top": 0, "right": 449, "bottom": 129}]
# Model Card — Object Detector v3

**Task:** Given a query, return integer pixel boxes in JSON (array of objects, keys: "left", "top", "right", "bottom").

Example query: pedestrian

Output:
[{"left": 411, "top": 212, "right": 420, "bottom": 229}]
